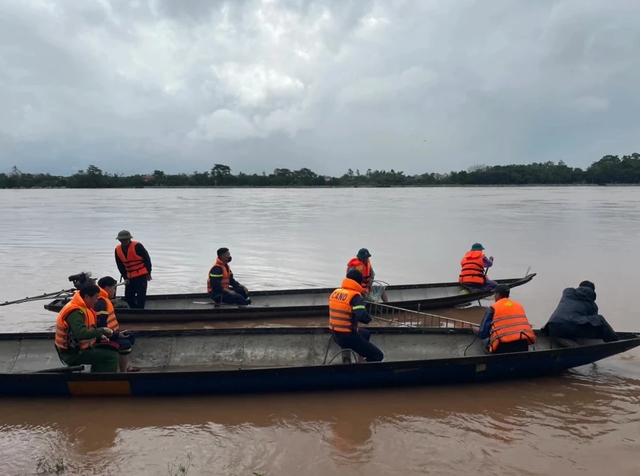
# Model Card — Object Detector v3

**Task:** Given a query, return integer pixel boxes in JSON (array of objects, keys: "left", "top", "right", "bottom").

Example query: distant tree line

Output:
[{"left": 2, "top": 153, "right": 640, "bottom": 189}]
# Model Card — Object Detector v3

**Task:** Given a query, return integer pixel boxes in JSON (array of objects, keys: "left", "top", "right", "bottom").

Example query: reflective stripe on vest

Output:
[
  {"left": 116, "top": 241, "right": 149, "bottom": 279},
  {"left": 346, "top": 258, "right": 372, "bottom": 292},
  {"left": 55, "top": 291, "right": 98, "bottom": 351},
  {"left": 97, "top": 290, "right": 119, "bottom": 332},
  {"left": 207, "top": 258, "right": 231, "bottom": 293},
  {"left": 459, "top": 250, "right": 486, "bottom": 285},
  {"left": 488, "top": 299, "right": 536, "bottom": 353}
]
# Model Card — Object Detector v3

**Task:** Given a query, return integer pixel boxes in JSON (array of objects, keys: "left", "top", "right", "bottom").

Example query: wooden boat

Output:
[
  {"left": 42, "top": 273, "right": 537, "bottom": 323},
  {"left": 0, "top": 324, "right": 637, "bottom": 397}
]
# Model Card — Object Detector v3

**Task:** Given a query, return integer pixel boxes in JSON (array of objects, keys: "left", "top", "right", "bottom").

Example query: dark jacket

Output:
[
  {"left": 349, "top": 294, "right": 372, "bottom": 326},
  {"left": 541, "top": 286, "right": 618, "bottom": 342}
]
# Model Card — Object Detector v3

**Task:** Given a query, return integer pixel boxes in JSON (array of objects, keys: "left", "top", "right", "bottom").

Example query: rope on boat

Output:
[
  {"left": 322, "top": 335, "right": 359, "bottom": 365},
  {"left": 325, "top": 349, "right": 359, "bottom": 365}
]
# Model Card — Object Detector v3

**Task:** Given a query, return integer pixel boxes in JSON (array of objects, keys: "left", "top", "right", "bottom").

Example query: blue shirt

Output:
[{"left": 477, "top": 306, "right": 495, "bottom": 339}]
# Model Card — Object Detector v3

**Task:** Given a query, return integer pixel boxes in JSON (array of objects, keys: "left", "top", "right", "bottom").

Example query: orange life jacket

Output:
[
  {"left": 55, "top": 291, "right": 98, "bottom": 351},
  {"left": 207, "top": 258, "right": 231, "bottom": 293},
  {"left": 489, "top": 298, "right": 536, "bottom": 353},
  {"left": 346, "top": 258, "right": 372, "bottom": 292},
  {"left": 97, "top": 288, "right": 119, "bottom": 332},
  {"left": 329, "top": 278, "right": 364, "bottom": 333},
  {"left": 115, "top": 241, "right": 149, "bottom": 279},
  {"left": 459, "top": 250, "right": 487, "bottom": 285}
]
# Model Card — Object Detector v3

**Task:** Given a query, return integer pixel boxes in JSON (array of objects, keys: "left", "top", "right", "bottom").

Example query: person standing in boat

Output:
[
  {"left": 207, "top": 247, "right": 252, "bottom": 306},
  {"left": 329, "top": 269, "right": 384, "bottom": 363},
  {"left": 474, "top": 284, "right": 536, "bottom": 354},
  {"left": 114, "top": 230, "right": 152, "bottom": 309},
  {"left": 96, "top": 276, "right": 141, "bottom": 372},
  {"left": 346, "top": 248, "right": 389, "bottom": 303},
  {"left": 458, "top": 242, "right": 497, "bottom": 291},
  {"left": 54, "top": 282, "right": 119, "bottom": 373}
]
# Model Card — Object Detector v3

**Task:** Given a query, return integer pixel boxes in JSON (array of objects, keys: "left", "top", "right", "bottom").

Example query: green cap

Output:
[
  {"left": 471, "top": 242, "right": 484, "bottom": 251},
  {"left": 116, "top": 230, "right": 133, "bottom": 240},
  {"left": 357, "top": 248, "right": 371, "bottom": 259}
]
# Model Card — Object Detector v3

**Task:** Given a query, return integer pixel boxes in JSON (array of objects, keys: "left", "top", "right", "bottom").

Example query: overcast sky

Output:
[{"left": 1, "top": 0, "right": 639, "bottom": 176}]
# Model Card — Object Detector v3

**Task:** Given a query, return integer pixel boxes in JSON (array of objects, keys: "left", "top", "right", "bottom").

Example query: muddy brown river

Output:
[{"left": 1, "top": 187, "right": 639, "bottom": 475}]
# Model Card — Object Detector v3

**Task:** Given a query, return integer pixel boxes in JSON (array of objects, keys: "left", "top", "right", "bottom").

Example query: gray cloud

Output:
[{"left": 1, "top": 0, "right": 639, "bottom": 176}]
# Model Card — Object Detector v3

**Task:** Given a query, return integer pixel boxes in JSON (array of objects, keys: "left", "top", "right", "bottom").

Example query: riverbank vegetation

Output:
[{"left": 2, "top": 153, "right": 639, "bottom": 189}]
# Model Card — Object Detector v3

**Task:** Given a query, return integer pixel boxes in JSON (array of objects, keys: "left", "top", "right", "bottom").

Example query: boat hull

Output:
[
  {"left": 0, "top": 326, "right": 637, "bottom": 398},
  {"left": 43, "top": 274, "right": 537, "bottom": 323}
]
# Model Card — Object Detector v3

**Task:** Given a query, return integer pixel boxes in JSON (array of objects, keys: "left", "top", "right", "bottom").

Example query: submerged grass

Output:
[
  {"left": 30, "top": 451, "right": 271, "bottom": 475},
  {"left": 167, "top": 452, "right": 193, "bottom": 475},
  {"left": 34, "top": 455, "right": 67, "bottom": 474}
]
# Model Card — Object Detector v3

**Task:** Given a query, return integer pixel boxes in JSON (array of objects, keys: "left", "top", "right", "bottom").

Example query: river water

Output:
[{"left": 0, "top": 187, "right": 639, "bottom": 475}]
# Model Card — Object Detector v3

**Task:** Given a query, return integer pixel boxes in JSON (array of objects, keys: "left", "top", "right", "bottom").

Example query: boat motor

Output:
[{"left": 67, "top": 271, "right": 93, "bottom": 289}]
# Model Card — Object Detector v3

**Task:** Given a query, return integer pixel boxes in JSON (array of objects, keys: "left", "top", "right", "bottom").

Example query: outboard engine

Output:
[{"left": 67, "top": 271, "right": 93, "bottom": 289}]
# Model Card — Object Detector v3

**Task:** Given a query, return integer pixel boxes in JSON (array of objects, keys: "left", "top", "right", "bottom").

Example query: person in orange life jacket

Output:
[
  {"left": 473, "top": 284, "right": 536, "bottom": 354},
  {"left": 207, "top": 247, "right": 251, "bottom": 306},
  {"left": 96, "top": 276, "right": 141, "bottom": 372},
  {"left": 55, "top": 283, "right": 118, "bottom": 373},
  {"left": 346, "top": 248, "right": 388, "bottom": 303},
  {"left": 459, "top": 242, "right": 497, "bottom": 291},
  {"left": 115, "top": 229, "right": 152, "bottom": 309},
  {"left": 329, "top": 269, "right": 384, "bottom": 363}
]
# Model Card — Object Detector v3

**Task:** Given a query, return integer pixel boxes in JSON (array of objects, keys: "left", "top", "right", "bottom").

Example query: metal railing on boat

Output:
[{"left": 365, "top": 301, "right": 477, "bottom": 329}]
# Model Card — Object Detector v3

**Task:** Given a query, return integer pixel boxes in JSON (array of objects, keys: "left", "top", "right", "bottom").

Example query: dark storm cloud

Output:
[{"left": 0, "top": 0, "right": 639, "bottom": 176}]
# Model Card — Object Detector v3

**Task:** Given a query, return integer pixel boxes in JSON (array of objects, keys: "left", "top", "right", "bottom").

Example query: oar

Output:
[{"left": 0, "top": 288, "right": 76, "bottom": 307}]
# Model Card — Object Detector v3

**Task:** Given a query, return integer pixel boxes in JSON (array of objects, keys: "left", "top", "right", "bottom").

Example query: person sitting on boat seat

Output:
[
  {"left": 207, "top": 247, "right": 252, "bottom": 307},
  {"left": 329, "top": 269, "right": 384, "bottom": 363},
  {"left": 54, "top": 283, "right": 119, "bottom": 373},
  {"left": 346, "top": 248, "right": 388, "bottom": 303},
  {"left": 96, "top": 276, "right": 141, "bottom": 372},
  {"left": 541, "top": 281, "right": 619, "bottom": 343},
  {"left": 474, "top": 284, "right": 536, "bottom": 354},
  {"left": 459, "top": 242, "right": 497, "bottom": 291}
]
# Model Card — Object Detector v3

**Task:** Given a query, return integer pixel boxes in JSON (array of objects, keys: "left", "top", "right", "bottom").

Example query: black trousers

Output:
[
  {"left": 332, "top": 329, "right": 384, "bottom": 362},
  {"left": 493, "top": 339, "right": 529, "bottom": 354},
  {"left": 125, "top": 276, "right": 148, "bottom": 309}
]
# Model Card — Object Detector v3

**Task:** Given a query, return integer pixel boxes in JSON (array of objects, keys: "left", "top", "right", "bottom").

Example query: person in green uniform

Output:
[{"left": 55, "top": 283, "right": 119, "bottom": 373}]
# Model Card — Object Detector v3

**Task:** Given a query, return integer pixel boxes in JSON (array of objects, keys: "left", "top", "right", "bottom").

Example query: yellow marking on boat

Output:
[
  {"left": 68, "top": 380, "right": 132, "bottom": 396},
  {"left": 475, "top": 363, "right": 486, "bottom": 372}
]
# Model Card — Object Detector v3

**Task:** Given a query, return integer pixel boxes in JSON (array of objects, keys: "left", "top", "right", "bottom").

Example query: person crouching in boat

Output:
[
  {"left": 346, "top": 248, "right": 388, "bottom": 303},
  {"left": 459, "top": 242, "right": 497, "bottom": 292},
  {"left": 207, "top": 247, "right": 252, "bottom": 307},
  {"left": 54, "top": 283, "right": 119, "bottom": 373},
  {"left": 329, "top": 269, "right": 384, "bottom": 363},
  {"left": 473, "top": 284, "right": 536, "bottom": 354},
  {"left": 96, "top": 276, "right": 141, "bottom": 372},
  {"left": 541, "top": 280, "right": 619, "bottom": 342}
]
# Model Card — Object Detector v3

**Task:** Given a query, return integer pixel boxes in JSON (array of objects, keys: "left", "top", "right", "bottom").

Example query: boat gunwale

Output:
[
  {"left": 41, "top": 273, "right": 537, "bottom": 315},
  {"left": 1, "top": 327, "right": 638, "bottom": 381}
]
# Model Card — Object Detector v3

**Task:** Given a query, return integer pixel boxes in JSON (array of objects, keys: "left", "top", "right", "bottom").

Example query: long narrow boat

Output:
[
  {"left": 43, "top": 273, "right": 537, "bottom": 323},
  {"left": 0, "top": 324, "right": 637, "bottom": 397}
]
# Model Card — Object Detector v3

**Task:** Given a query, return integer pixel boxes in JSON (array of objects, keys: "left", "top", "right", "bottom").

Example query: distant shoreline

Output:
[
  {"left": 2, "top": 153, "right": 638, "bottom": 188},
  {"left": 3, "top": 183, "right": 639, "bottom": 190}
]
